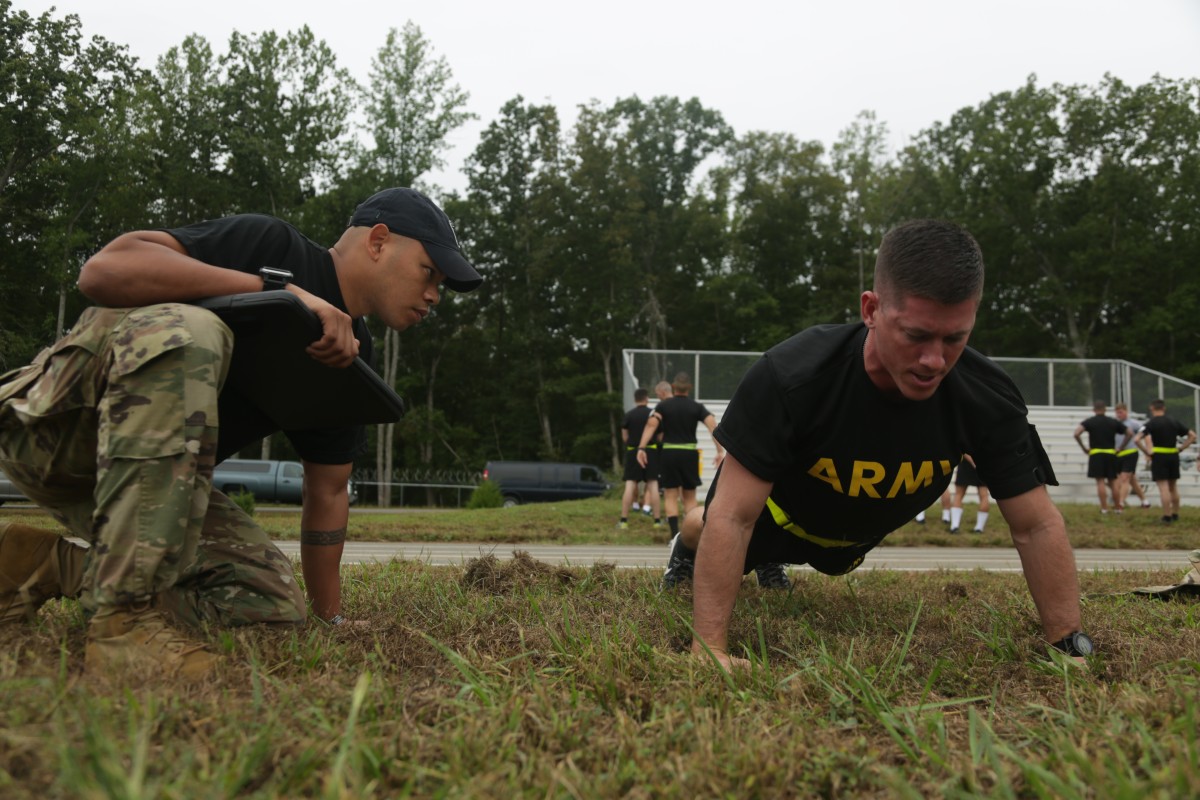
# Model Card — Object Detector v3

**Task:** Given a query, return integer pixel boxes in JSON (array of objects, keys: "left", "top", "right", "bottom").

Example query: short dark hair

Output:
[
  {"left": 1093, "top": 400, "right": 1107, "bottom": 412},
  {"left": 634, "top": 388, "right": 649, "bottom": 402},
  {"left": 672, "top": 372, "right": 692, "bottom": 393},
  {"left": 874, "top": 219, "right": 984, "bottom": 306},
  {"left": 1150, "top": 398, "right": 1166, "bottom": 412}
]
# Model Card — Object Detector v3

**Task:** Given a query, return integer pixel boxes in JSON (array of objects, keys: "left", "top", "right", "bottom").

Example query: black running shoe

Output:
[
  {"left": 662, "top": 533, "right": 695, "bottom": 588},
  {"left": 754, "top": 562, "right": 791, "bottom": 590}
]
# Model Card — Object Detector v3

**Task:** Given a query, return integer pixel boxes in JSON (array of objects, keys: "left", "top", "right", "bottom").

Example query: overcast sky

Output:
[{"left": 15, "top": 0, "right": 1200, "bottom": 193}]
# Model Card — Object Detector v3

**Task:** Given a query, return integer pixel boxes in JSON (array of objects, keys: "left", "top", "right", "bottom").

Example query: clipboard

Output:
[{"left": 193, "top": 291, "right": 405, "bottom": 429}]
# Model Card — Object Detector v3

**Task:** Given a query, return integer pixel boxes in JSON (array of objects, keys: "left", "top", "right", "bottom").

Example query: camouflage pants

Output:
[{"left": 0, "top": 304, "right": 304, "bottom": 627}]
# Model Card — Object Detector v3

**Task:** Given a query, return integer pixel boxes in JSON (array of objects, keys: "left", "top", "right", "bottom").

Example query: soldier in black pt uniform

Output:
[
  {"left": 1134, "top": 398, "right": 1197, "bottom": 524},
  {"left": 1073, "top": 401, "right": 1130, "bottom": 514},
  {"left": 636, "top": 373, "right": 719, "bottom": 537},
  {"left": 670, "top": 219, "right": 1095, "bottom": 670},
  {"left": 619, "top": 388, "right": 661, "bottom": 528}
]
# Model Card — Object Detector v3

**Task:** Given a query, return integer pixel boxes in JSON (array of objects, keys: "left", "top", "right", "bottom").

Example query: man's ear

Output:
[
  {"left": 366, "top": 223, "right": 391, "bottom": 259},
  {"left": 861, "top": 290, "right": 880, "bottom": 328}
]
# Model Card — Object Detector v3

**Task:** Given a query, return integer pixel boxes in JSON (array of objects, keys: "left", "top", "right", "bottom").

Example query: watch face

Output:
[{"left": 1070, "top": 632, "right": 1094, "bottom": 656}]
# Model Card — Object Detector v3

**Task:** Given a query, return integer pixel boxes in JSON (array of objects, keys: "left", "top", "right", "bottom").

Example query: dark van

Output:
[{"left": 482, "top": 461, "right": 610, "bottom": 507}]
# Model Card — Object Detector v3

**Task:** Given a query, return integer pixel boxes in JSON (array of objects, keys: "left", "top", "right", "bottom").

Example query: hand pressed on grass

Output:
[{"left": 692, "top": 639, "right": 750, "bottom": 671}]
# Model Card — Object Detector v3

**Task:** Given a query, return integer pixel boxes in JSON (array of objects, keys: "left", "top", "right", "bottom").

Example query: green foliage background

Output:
[{"left": 4, "top": 1, "right": 1199, "bottom": 480}]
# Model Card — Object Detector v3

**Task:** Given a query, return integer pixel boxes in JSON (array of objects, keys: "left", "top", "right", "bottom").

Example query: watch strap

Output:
[{"left": 259, "top": 266, "right": 292, "bottom": 291}]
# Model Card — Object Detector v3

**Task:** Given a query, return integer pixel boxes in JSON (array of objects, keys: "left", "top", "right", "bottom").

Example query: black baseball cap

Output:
[{"left": 349, "top": 188, "right": 483, "bottom": 292}]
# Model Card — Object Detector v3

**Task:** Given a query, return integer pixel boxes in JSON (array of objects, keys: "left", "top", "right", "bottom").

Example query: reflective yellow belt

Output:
[
  {"left": 1118, "top": 449, "right": 1138, "bottom": 457},
  {"left": 627, "top": 444, "right": 659, "bottom": 450},
  {"left": 1088, "top": 448, "right": 1116, "bottom": 455},
  {"left": 662, "top": 443, "right": 696, "bottom": 450},
  {"left": 765, "top": 498, "right": 858, "bottom": 548},
  {"left": 1152, "top": 447, "right": 1179, "bottom": 454}
]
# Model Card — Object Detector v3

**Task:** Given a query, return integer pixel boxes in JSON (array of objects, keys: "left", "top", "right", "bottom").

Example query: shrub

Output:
[
  {"left": 231, "top": 490, "right": 256, "bottom": 517},
  {"left": 467, "top": 479, "right": 504, "bottom": 509}
]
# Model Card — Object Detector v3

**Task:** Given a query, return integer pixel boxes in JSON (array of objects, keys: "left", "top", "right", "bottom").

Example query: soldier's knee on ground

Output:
[{"left": 155, "top": 564, "right": 306, "bottom": 629}]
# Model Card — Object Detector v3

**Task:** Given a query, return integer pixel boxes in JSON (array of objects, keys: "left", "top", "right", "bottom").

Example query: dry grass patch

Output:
[{"left": 1, "top": 554, "right": 1198, "bottom": 798}]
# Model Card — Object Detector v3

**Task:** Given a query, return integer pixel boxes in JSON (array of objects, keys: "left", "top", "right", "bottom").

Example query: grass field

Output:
[
  {"left": 6, "top": 494, "right": 1190, "bottom": 549},
  {"left": 1, "top": 499, "right": 1198, "bottom": 797}
]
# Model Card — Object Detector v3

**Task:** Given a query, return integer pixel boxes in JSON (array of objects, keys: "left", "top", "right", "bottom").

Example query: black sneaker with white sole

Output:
[
  {"left": 754, "top": 562, "right": 791, "bottom": 590},
  {"left": 662, "top": 533, "right": 696, "bottom": 589}
]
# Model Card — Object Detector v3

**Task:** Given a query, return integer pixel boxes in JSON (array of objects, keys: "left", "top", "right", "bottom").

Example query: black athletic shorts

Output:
[
  {"left": 954, "top": 459, "right": 984, "bottom": 487},
  {"left": 1087, "top": 452, "right": 1118, "bottom": 480},
  {"left": 1117, "top": 451, "right": 1139, "bottom": 474},
  {"left": 622, "top": 446, "right": 660, "bottom": 482},
  {"left": 658, "top": 447, "right": 701, "bottom": 490},
  {"left": 1150, "top": 453, "right": 1181, "bottom": 482}
]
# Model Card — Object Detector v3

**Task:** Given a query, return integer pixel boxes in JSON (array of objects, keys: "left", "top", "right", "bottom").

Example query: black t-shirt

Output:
[
  {"left": 1142, "top": 415, "right": 1189, "bottom": 449},
  {"left": 654, "top": 395, "right": 711, "bottom": 444},
  {"left": 166, "top": 214, "right": 374, "bottom": 464},
  {"left": 1080, "top": 414, "right": 1127, "bottom": 450},
  {"left": 622, "top": 405, "right": 653, "bottom": 448},
  {"left": 715, "top": 323, "right": 1055, "bottom": 545}
]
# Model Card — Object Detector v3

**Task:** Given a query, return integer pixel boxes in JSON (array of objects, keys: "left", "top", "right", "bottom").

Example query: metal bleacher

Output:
[{"left": 1028, "top": 405, "right": 1200, "bottom": 507}]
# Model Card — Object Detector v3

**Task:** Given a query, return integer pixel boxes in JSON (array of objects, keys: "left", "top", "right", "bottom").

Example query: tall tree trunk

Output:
[
  {"left": 535, "top": 357, "right": 555, "bottom": 458},
  {"left": 422, "top": 351, "right": 441, "bottom": 505},
  {"left": 376, "top": 328, "right": 400, "bottom": 506},
  {"left": 57, "top": 285, "right": 66, "bottom": 338},
  {"left": 600, "top": 344, "right": 621, "bottom": 471}
]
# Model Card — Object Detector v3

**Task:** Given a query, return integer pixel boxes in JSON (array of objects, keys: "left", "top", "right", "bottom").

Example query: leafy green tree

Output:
[
  {"left": 559, "top": 96, "right": 732, "bottom": 465},
  {"left": 832, "top": 110, "right": 892, "bottom": 297},
  {"left": 716, "top": 130, "right": 852, "bottom": 350},
  {"left": 218, "top": 26, "right": 355, "bottom": 218},
  {"left": 0, "top": 1, "right": 142, "bottom": 368},
  {"left": 893, "top": 75, "right": 1200, "bottom": 380},
  {"left": 459, "top": 97, "right": 571, "bottom": 460},
  {"left": 1063, "top": 76, "right": 1200, "bottom": 379},
  {"left": 355, "top": 22, "right": 475, "bottom": 501},
  {"left": 132, "top": 35, "right": 231, "bottom": 223},
  {"left": 361, "top": 22, "right": 473, "bottom": 187}
]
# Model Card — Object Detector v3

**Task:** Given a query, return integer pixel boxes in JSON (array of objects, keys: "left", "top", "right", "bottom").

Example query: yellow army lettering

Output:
[{"left": 807, "top": 458, "right": 954, "bottom": 497}]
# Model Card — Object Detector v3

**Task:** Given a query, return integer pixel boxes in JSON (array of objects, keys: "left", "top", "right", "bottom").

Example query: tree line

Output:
[{"left": 4, "top": 2, "right": 1199, "bottom": 491}]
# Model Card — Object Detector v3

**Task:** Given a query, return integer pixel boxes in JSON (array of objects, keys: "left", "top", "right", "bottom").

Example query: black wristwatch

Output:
[
  {"left": 259, "top": 266, "right": 292, "bottom": 292},
  {"left": 1051, "top": 631, "right": 1094, "bottom": 657}
]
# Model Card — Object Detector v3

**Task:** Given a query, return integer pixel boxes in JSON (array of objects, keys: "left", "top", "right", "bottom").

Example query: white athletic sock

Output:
[
  {"left": 915, "top": 510, "right": 926, "bottom": 522},
  {"left": 942, "top": 509, "right": 952, "bottom": 523},
  {"left": 950, "top": 507, "right": 964, "bottom": 530},
  {"left": 973, "top": 511, "right": 989, "bottom": 532}
]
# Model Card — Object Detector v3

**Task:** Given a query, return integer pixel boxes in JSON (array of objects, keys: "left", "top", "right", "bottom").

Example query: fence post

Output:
[{"left": 1047, "top": 362, "right": 1055, "bottom": 406}]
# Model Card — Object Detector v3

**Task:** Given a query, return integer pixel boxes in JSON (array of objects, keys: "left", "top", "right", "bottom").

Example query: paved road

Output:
[{"left": 272, "top": 541, "right": 1193, "bottom": 573}]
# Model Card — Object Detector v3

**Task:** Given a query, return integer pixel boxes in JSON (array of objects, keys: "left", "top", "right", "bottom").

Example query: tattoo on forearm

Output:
[{"left": 300, "top": 527, "right": 346, "bottom": 546}]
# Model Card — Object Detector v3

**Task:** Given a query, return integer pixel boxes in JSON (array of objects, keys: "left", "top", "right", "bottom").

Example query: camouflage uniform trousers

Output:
[{"left": 0, "top": 303, "right": 304, "bottom": 627}]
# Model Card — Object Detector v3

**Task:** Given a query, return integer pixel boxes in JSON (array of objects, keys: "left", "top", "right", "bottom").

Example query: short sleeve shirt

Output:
[
  {"left": 1079, "top": 415, "right": 1127, "bottom": 450},
  {"left": 714, "top": 323, "right": 1055, "bottom": 545},
  {"left": 165, "top": 214, "right": 374, "bottom": 465},
  {"left": 622, "top": 405, "right": 653, "bottom": 448},
  {"left": 1142, "top": 415, "right": 1189, "bottom": 449},
  {"left": 653, "top": 396, "right": 711, "bottom": 444},
  {"left": 1120, "top": 418, "right": 1142, "bottom": 450}
]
